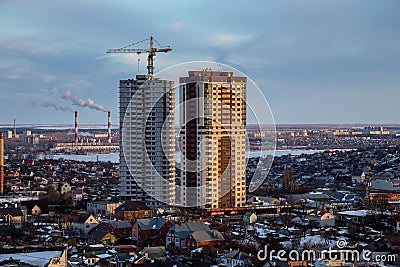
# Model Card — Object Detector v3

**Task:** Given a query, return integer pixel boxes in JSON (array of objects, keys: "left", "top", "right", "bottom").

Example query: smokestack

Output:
[
  {"left": 108, "top": 111, "right": 111, "bottom": 143},
  {"left": 75, "top": 111, "right": 79, "bottom": 143},
  {"left": 13, "top": 119, "right": 16, "bottom": 138},
  {"left": 0, "top": 132, "right": 4, "bottom": 195}
]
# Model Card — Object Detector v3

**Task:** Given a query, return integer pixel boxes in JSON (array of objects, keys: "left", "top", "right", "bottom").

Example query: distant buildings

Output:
[
  {"left": 119, "top": 75, "right": 175, "bottom": 209},
  {"left": 179, "top": 70, "right": 247, "bottom": 208},
  {"left": 0, "top": 132, "right": 3, "bottom": 194}
]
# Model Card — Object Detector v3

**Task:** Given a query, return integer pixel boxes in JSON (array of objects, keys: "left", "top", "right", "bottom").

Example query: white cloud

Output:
[
  {"left": 6, "top": 67, "right": 32, "bottom": 79},
  {"left": 209, "top": 34, "right": 253, "bottom": 46},
  {"left": 39, "top": 75, "right": 58, "bottom": 82},
  {"left": 170, "top": 21, "right": 183, "bottom": 32},
  {"left": 0, "top": 39, "right": 58, "bottom": 56}
]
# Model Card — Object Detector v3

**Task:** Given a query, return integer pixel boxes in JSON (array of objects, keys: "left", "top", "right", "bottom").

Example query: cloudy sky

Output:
[{"left": 0, "top": 0, "right": 399, "bottom": 125}]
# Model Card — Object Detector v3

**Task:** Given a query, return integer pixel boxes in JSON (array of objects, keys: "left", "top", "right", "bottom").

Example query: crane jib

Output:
[{"left": 106, "top": 36, "right": 172, "bottom": 77}]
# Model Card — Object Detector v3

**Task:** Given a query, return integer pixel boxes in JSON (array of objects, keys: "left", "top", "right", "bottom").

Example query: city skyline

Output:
[{"left": 1, "top": 1, "right": 400, "bottom": 124}]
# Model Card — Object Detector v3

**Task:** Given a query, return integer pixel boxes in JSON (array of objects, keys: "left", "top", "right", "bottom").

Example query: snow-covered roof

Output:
[{"left": 0, "top": 251, "right": 64, "bottom": 267}]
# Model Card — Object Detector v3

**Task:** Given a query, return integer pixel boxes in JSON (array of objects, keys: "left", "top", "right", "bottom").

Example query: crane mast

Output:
[{"left": 106, "top": 36, "right": 171, "bottom": 79}]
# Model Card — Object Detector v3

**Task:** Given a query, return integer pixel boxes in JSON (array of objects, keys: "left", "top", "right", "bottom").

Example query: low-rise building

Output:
[
  {"left": 114, "top": 201, "right": 152, "bottom": 221},
  {"left": 0, "top": 207, "right": 23, "bottom": 225},
  {"left": 87, "top": 201, "right": 120, "bottom": 218},
  {"left": 72, "top": 213, "right": 99, "bottom": 237},
  {"left": 307, "top": 210, "right": 335, "bottom": 227},
  {"left": 166, "top": 221, "right": 224, "bottom": 250},
  {"left": 243, "top": 211, "right": 257, "bottom": 224},
  {"left": 132, "top": 218, "right": 171, "bottom": 247}
]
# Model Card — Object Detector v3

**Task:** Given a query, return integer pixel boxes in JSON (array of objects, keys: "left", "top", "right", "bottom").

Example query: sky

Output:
[{"left": 0, "top": 0, "right": 399, "bottom": 125}]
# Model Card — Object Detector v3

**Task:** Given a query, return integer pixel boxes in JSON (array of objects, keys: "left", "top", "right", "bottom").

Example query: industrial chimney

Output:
[
  {"left": 0, "top": 132, "right": 4, "bottom": 194},
  {"left": 108, "top": 111, "right": 112, "bottom": 143},
  {"left": 75, "top": 111, "right": 79, "bottom": 143},
  {"left": 13, "top": 119, "right": 16, "bottom": 138}
]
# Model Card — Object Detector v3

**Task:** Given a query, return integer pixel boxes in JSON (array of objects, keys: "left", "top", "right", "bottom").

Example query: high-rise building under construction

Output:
[
  {"left": 179, "top": 70, "right": 247, "bottom": 208},
  {"left": 119, "top": 75, "right": 175, "bottom": 209}
]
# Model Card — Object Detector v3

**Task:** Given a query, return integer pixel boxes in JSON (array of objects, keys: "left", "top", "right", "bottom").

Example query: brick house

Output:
[
  {"left": 185, "top": 229, "right": 224, "bottom": 250},
  {"left": 114, "top": 201, "right": 152, "bottom": 221},
  {"left": 92, "top": 220, "right": 132, "bottom": 239},
  {"left": 166, "top": 221, "right": 224, "bottom": 250},
  {"left": 132, "top": 218, "right": 172, "bottom": 247},
  {"left": 72, "top": 213, "right": 99, "bottom": 237},
  {"left": 0, "top": 207, "right": 23, "bottom": 225}
]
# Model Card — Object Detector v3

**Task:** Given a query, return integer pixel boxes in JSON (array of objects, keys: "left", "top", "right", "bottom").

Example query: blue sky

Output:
[{"left": 0, "top": 0, "right": 399, "bottom": 124}]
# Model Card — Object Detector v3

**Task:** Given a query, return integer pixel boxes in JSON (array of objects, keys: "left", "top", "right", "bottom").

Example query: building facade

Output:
[
  {"left": 179, "top": 70, "right": 247, "bottom": 208},
  {"left": 119, "top": 75, "right": 175, "bottom": 209}
]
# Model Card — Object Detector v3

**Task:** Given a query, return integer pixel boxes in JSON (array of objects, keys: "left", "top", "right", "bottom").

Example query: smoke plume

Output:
[
  {"left": 62, "top": 89, "right": 107, "bottom": 112},
  {"left": 43, "top": 101, "right": 73, "bottom": 112}
]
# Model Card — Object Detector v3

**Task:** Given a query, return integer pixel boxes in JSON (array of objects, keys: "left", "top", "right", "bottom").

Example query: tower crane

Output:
[{"left": 106, "top": 36, "right": 171, "bottom": 79}]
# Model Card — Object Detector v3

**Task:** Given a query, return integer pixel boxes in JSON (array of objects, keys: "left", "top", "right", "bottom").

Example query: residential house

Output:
[
  {"left": 307, "top": 210, "right": 335, "bottom": 227},
  {"left": 336, "top": 210, "right": 370, "bottom": 225},
  {"left": 87, "top": 201, "right": 120, "bottom": 218},
  {"left": 166, "top": 221, "right": 224, "bottom": 250},
  {"left": 72, "top": 213, "right": 99, "bottom": 237},
  {"left": 0, "top": 207, "right": 23, "bottom": 225},
  {"left": 72, "top": 187, "right": 84, "bottom": 201},
  {"left": 243, "top": 212, "right": 257, "bottom": 224},
  {"left": 20, "top": 200, "right": 49, "bottom": 221},
  {"left": 88, "top": 229, "right": 116, "bottom": 245},
  {"left": 114, "top": 201, "right": 152, "bottom": 221},
  {"left": 186, "top": 228, "right": 224, "bottom": 250},
  {"left": 93, "top": 220, "right": 132, "bottom": 240},
  {"left": 394, "top": 218, "right": 400, "bottom": 234},
  {"left": 132, "top": 218, "right": 171, "bottom": 247},
  {"left": 83, "top": 252, "right": 100, "bottom": 266},
  {"left": 142, "top": 246, "right": 166, "bottom": 260},
  {"left": 60, "top": 182, "right": 71, "bottom": 195},
  {"left": 220, "top": 250, "right": 253, "bottom": 267},
  {"left": 0, "top": 247, "right": 67, "bottom": 267},
  {"left": 247, "top": 196, "right": 281, "bottom": 206}
]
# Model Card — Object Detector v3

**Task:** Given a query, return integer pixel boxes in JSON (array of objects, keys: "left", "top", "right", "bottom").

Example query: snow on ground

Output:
[
  {"left": 280, "top": 235, "right": 337, "bottom": 249},
  {"left": 0, "top": 251, "right": 63, "bottom": 267}
]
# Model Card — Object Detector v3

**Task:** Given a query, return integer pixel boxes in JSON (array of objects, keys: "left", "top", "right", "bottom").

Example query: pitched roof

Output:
[
  {"left": 108, "top": 220, "right": 132, "bottom": 229},
  {"left": 115, "top": 201, "right": 151, "bottom": 212},
  {"left": 0, "top": 250, "right": 64, "bottom": 267},
  {"left": 20, "top": 200, "right": 49, "bottom": 215},
  {"left": 173, "top": 222, "right": 223, "bottom": 242},
  {"left": 95, "top": 221, "right": 131, "bottom": 230},
  {"left": 74, "top": 213, "right": 97, "bottom": 223},
  {"left": 190, "top": 230, "right": 224, "bottom": 243},
  {"left": 136, "top": 218, "right": 165, "bottom": 231},
  {"left": 89, "top": 229, "right": 115, "bottom": 242},
  {"left": 175, "top": 222, "right": 210, "bottom": 232},
  {"left": 0, "top": 207, "right": 23, "bottom": 217}
]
